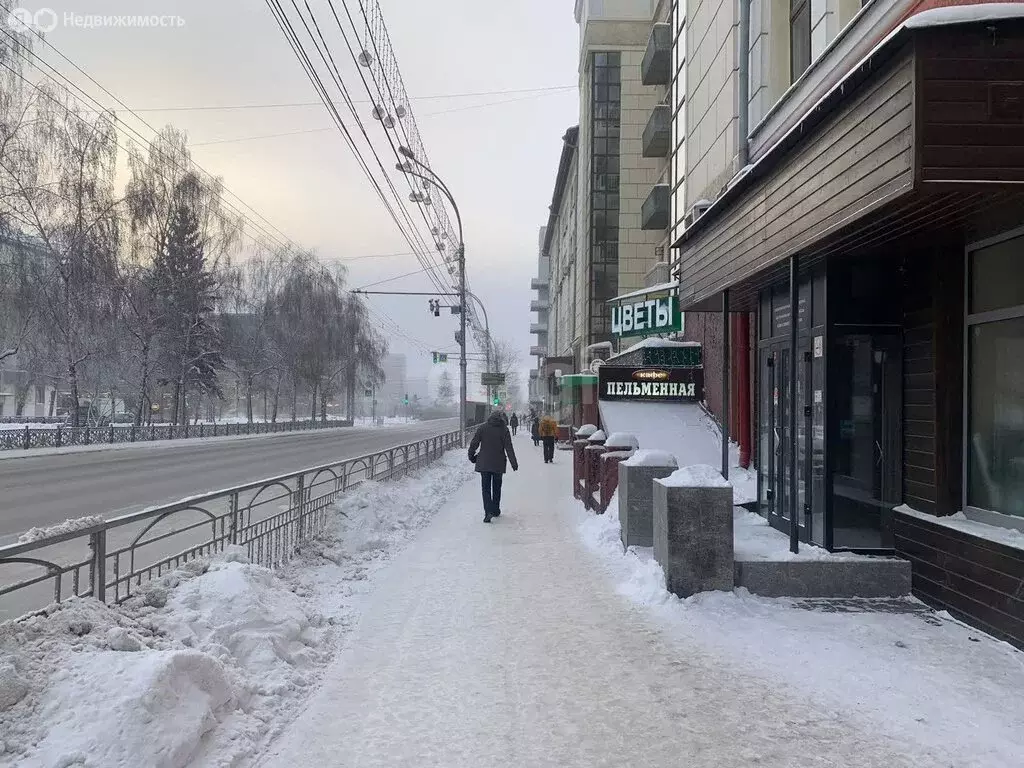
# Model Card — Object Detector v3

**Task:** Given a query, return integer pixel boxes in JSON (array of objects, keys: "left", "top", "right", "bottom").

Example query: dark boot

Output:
[{"left": 483, "top": 513, "right": 492, "bottom": 523}]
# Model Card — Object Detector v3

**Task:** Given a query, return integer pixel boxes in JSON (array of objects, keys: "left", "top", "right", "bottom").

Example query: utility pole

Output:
[{"left": 458, "top": 243, "right": 467, "bottom": 445}]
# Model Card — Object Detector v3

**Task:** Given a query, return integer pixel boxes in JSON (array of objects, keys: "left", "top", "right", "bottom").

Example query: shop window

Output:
[{"left": 967, "top": 233, "right": 1024, "bottom": 518}]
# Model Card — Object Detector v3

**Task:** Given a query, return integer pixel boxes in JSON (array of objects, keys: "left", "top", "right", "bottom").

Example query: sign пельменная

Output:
[{"left": 598, "top": 366, "right": 704, "bottom": 403}]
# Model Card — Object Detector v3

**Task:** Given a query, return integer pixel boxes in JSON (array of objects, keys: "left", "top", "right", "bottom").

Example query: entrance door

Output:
[
  {"left": 762, "top": 344, "right": 812, "bottom": 542},
  {"left": 831, "top": 333, "right": 902, "bottom": 550}
]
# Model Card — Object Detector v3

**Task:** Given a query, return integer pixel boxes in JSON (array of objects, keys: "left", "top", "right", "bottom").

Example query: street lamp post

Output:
[{"left": 397, "top": 146, "right": 467, "bottom": 445}]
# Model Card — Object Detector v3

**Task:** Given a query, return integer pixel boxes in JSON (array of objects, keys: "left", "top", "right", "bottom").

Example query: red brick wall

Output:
[{"left": 683, "top": 312, "right": 725, "bottom": 420}]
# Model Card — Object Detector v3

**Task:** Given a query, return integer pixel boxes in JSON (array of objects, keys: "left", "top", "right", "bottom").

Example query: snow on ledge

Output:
[
  {"left": 657, "top": 464, "right": 732, "bottom": 489},
  {"left": 622, "top": 338, "right": 701, "bottom": 354},
  {"left": 905, "top": 3, "right": 1024, "bottom": 28},
  {"left": 587, "top": 429, "right": 607, "bottom": 442},
  {"left": 622, "top": 449, "right": 678, "bottom": 468},
  {"left": 604, "top": 432, "right": 639, "bottom": 450},
  {"left": 896, "top": 504, "right": 1024, "bottom": 553},
  {"left": 575, "top": 424, "right": 598, "bottom": 438},
  {"left": 18, "top": 515, "right": 105, "bottom": 544}
]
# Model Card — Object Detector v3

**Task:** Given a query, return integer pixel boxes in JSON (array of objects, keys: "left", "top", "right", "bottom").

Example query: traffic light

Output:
[
  {"left": 427, "top": 299, "right": 440, "bottom": 317},
  {"left": 403, "top": 394, "right": 409, "bottom": 405},
  {"left": 492, "top": 395, "right": 500, "bottom": 407},
  {"left": 431, "top": 352, "right": 449, "bottom": 364}
]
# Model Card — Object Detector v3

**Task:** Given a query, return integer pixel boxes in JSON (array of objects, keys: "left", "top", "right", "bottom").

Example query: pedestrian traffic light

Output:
[
  {"left": 427, "top": 300, "right": 440, "bottom": 317},
  {"left": 492, "top": 396, "right": 500, "bottom": 407}
]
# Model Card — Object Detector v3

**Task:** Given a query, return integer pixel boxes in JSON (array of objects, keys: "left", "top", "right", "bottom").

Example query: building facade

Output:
[{"left": 670, "top": 0, "right": 1024, "bottom": 647}]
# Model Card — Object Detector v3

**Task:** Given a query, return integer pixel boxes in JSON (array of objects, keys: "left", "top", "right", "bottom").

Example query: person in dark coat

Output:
[
  {"left": 530, "top": 416, "right": 540, "bottom": 447},
  {"left": 509, "top": 413, "right": 519, "bottom": 435},
  {"left": 468, "top": 411, "right": 519, "bottom": 523}
]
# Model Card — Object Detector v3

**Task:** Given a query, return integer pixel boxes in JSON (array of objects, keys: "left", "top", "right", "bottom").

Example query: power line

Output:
[
  {"left": 188, "top": 89, "right": 576, "bottom": 147},
  {"left": 0, "top": 26, "right": 298, "bottom": 254},
  {"left": 266, "top": 0, "right": 451, "bottom": 297},
  {"left": 117, "top": 85, "right": 576, "bottom": 113}
]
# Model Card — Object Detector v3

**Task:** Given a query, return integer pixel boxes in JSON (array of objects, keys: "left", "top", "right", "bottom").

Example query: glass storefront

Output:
[{"left": 967, "top": 233, "right": 1024, "bottom": 518}]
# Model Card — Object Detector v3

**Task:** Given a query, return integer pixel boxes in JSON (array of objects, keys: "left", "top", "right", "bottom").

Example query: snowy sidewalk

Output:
[{"left": 258, "top": 437, "right": 939, "bottom": 768}]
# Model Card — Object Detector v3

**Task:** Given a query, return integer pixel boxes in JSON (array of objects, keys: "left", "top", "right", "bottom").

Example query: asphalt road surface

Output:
[{"left": 0, "top": 419, "right": 459, "bottom": 545}]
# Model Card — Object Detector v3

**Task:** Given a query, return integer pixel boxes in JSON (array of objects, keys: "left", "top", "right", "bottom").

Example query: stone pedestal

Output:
[
  {"left": 653, "top": 478, "right": 734, "bottom": 597},
  {"left": 619, "top": 461, "right": 677, "bottom": 548}
]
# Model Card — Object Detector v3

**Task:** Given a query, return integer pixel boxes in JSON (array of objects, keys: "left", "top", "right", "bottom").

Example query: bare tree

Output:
[{"left": 436, "top": 369, "right": 454, "bottom": 407}]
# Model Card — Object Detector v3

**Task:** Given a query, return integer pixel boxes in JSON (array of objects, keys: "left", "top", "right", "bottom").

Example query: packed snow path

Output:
[{"left": 258, "top": 437, "right": 927, "bottom": 768}]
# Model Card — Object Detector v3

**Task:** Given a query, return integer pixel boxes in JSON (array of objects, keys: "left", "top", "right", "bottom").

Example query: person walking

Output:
[
  {"left": 509, "top": 413, "right": 519, "bottom": 436},
  {"left": 539, "top": 414, "right": 558, "bottom": 464},
  {"left": 531, "top": 416, "right": 541, "bottom": 447},
  {"left": 468, "top": 411, "right": 519, "bottom": 523}
]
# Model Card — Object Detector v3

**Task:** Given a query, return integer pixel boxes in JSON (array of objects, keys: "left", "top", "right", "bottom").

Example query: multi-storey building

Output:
[{"left": 670, "top": 0, "right": 1024, "bottom": 646}]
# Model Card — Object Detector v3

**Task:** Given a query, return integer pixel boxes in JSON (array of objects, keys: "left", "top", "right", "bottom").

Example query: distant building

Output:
[{"left": 377, "top": 353, "right": 408, "bottom": 417}]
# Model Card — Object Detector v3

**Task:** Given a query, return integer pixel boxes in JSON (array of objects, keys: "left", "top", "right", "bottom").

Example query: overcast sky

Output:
[{"left": 23, "top": 0, "right": 579, "bottom": 395}]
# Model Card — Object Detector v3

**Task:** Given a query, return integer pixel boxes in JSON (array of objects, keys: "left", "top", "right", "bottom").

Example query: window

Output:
[
  {"left": 967, "top": 232, "right": 1024, "bottom": 518},
  {"left": 790, "top": 0, "right": 811, "bottom": 83},
  {"left": 588, "top": 50, "right": 622, "bottom": 346},
  {"left": 35, "top": 386, "right": 45, "bottom": 405}
]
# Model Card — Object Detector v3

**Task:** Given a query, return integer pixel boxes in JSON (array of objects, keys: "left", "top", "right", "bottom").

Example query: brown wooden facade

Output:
[{"left": 671, "top": 19, "right": 1024, "bottom": 647}]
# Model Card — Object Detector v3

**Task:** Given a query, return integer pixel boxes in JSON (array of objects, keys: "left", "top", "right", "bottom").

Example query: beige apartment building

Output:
[{"left": 533, "top": 0, "right": 677, "bottom": 390}]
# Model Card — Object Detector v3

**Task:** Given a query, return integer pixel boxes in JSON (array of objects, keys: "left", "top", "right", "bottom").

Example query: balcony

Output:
[
  {"left": 641, "top": 23, "right": 671, "bottom": 86},
  {"left": 642, "top": 104, "right": 670, "bottom": 158},
  {"left": 530, "top": 298, "right": 549, "bottom": 312},
  {"left": 530, "top": 322, "right": 549, "bottom": 335},
  {"left": 530, "top": 276, "right": 549, "bottom": 290},
  {"left": 530, "top": 345, "right": 547, "bottom": 357},
  {"left": 641, "top": 184, "right": 670, "bottom": 230}
]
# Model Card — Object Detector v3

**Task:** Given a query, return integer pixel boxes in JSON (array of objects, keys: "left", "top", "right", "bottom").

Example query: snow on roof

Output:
[
  {"left": 657, "top": 464, "right": 732, "bottom": 489},
  {"left": 905, "top": 3, "right": 1024, "bottom": 27},
  {"left": 622, "top": 338, "right": 701, "bottom": 353},
  {"left": 621, "top": 449, "right": 678, "bottom": 468},
  {"left": 607, "top": 281, "right": 679, "bottom": 303}
]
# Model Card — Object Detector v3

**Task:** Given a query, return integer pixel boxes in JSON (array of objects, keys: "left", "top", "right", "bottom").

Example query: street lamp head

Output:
[
  {"left": 395, "top": 161, "right": 412, "bottom": 173},
  {"left": 398, "top": 145, "right": 415, "bottom": 159}
]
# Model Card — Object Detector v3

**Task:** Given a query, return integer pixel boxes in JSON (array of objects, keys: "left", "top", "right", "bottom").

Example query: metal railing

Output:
[
  {"left": 0, "top": 429, "right": 463, "bottom": 620},
  {"left": 0, "top": 418, "right": 356, "bottom": 452}
]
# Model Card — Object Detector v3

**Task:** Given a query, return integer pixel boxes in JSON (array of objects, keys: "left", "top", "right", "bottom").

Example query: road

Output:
[{"left": 0, "top": 419, "right": 459, "bottom": 545}]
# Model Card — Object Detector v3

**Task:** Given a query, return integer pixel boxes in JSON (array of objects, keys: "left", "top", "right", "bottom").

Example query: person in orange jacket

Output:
[{"left": 539, "top": 414, "right": 558, "bottom": 464}]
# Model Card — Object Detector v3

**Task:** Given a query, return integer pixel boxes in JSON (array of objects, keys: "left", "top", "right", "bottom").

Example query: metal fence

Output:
[
  {"left": 0, "top": 418, "right": 356, "bottom": 452},
  {"left": 0, "top": 429, "right": 462, "bottom": 620}
]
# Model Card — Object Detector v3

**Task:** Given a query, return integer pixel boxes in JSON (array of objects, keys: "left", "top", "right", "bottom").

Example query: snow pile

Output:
[
  {"left": 0, "top": 552, "right": 329, "bottom": 768},
  {"left": 598, "top": 401, "right": 756, "bottom": 503},
  {"left": 587, "top": 429, "right": 606, "bottom": 442},
  {"left": 621, "top": 449, "right": 677, "bottom": 468},
  {"left": 576, "top": 494, "right": 677, "bottom": 607},
  {"left": 659, "top": 464, "right": 732, "bottom": 489},
  {"left": 0, "top": 450, "right": 473, "bottom": 767},
  {"left": 17, "top": 515, "right": 105, "bottom": 544},
  {"left": 603, "top": 432, "right": 639, "bottom": 450},
  {"left": 575, "top": 424, "right": 598, "bottom": 438}
]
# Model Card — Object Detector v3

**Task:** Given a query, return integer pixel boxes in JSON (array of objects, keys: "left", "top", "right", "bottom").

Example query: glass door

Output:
[
  {"left": 830, "top": 333, "right": 902, "bottom": 549},
  {"left": 761, "top": 344, "right": 812, "bottom": 543}
]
